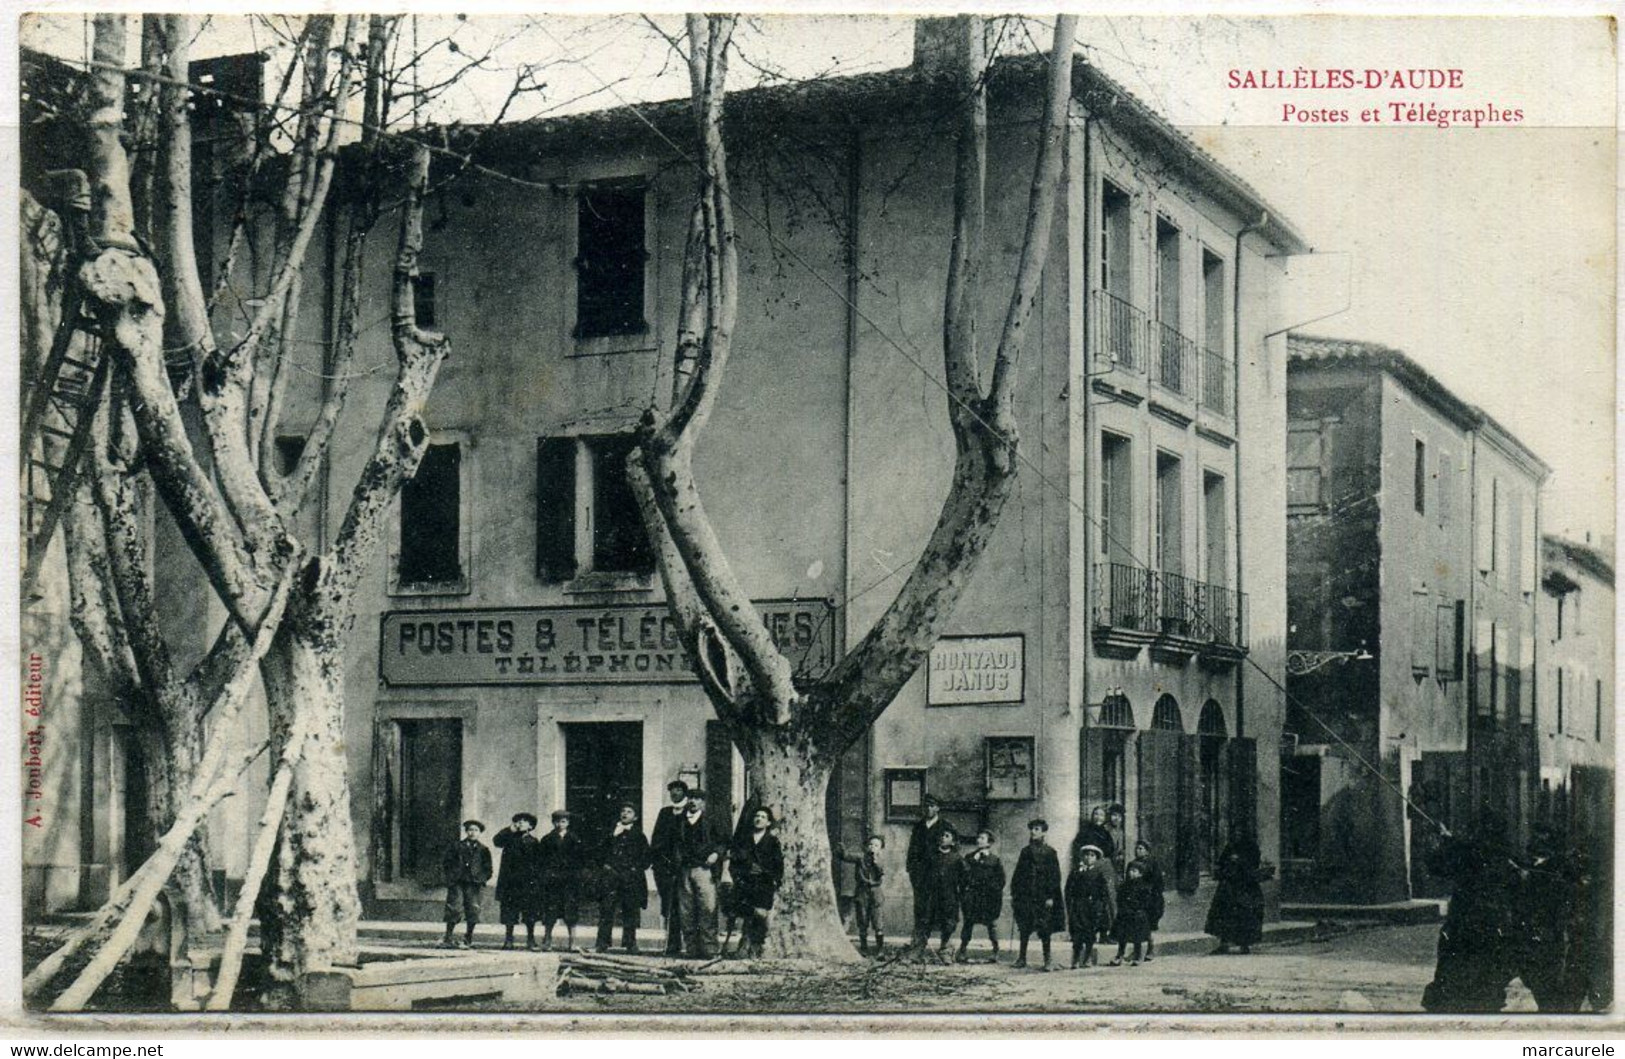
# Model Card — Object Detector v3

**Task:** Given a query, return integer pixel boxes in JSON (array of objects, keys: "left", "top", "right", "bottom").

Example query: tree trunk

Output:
[
  {"left": 739, "top": 728, "right": 858, "bottom": 963},
  {"left": 260, "top": 626, "right": 361, "bottom": 986}
]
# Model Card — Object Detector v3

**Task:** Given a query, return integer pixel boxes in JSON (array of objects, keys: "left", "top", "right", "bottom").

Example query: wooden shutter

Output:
[
  {"left": 1228, "top": 736, "right": 1258, "bottom": 843},
  {"left": 371, "top": 720, "right": 400, "bottom": 884},
  {"left": 705, "top": 719, "right": 736, "bottom": 830},
  {"left": 1175, "top": 733, "right": 1200, "bottom": 893},
  {"left": 1080, "top": 726, "right": 1107, "bottom": 808},
  {"left": 1136, "top": 728, "right": 1181, "bottom": 889},
  {"left": 536, "top": 438, "right": 577, "bottom": 582}
]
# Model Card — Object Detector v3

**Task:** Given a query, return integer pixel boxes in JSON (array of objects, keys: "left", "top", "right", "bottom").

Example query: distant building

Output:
[
  {"left": 1282, "top": 335, "right": 1548, "bottom": 904},
  {"left": 1535, "top": 534, "right": 1614, "bottom": 823}
]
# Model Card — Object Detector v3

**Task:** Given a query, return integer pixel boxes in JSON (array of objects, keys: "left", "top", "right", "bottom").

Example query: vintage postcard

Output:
[{"left": 7, "top": 5, "right": 1618, "bottom": 1033}]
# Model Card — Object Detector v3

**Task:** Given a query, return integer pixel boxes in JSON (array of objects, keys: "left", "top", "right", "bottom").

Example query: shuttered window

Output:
[{"left": 536, "top": 438, "right": 577, "bottom": 583}]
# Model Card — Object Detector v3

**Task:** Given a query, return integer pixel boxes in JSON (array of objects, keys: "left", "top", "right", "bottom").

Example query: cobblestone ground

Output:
[{"left": 476, "top": 924, "right": 1542, "bottom": 1015}]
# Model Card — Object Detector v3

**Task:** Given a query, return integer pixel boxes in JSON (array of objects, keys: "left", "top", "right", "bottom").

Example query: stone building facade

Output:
[
  {"left": 1282, "top": 336, "right": 1549, "bottom": 904},
  {"left": 28, "top": 22, "right": 1305, "bottom": 936}
]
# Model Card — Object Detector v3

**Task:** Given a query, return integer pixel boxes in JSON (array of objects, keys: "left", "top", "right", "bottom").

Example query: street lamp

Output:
[{"left": 1285, "top": 644, "right": 1374, "bottom": 676}]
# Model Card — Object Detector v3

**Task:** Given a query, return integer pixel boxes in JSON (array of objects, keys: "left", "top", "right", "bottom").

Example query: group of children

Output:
[{"left": 899, "top": 798, "right": 1166, "bottom": 970}]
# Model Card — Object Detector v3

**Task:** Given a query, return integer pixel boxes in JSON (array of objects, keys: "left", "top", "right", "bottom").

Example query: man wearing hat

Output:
[
  {"left": 650, "top": 780, "right": 691, "bottom": 955},
  {"left": 675, "top": 788, "right": 731, "bottom": 958},
  {"left": 538, "top": 809, "right": 586, "bottom": 951},
  {"left": 906, "top": 794, "right": 953, "bottom": 949},
  {"left": 441, "top": 819, "right": 493, "bottom": 949},
  {"left": 493, "top": 812, "right": 544, "bottom": 950}
]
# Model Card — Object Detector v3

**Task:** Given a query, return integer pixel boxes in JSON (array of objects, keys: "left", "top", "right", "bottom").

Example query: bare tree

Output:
[
  {"left": 629, "top": 13, "right": 1078, "bottom": 959},
  {"left": 21, "top": 13, "right": 467, "bottom": 1008}
]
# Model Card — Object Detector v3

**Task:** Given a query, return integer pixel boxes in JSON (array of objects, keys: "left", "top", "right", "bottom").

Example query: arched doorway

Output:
[
  {"left": 1137, "top": 694, "right": 1183, "bottom": 880},
  {"left": 1198, "top": 699, "right": 1228, "bottom": 872},
  {"left": 1083, "top": 693, "right": 1135, "bottom": 815}
]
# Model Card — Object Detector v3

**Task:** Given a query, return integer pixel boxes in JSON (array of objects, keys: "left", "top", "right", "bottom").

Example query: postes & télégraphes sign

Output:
[{"left": 379, "top": 599, "right": 835, "bottom": 686}]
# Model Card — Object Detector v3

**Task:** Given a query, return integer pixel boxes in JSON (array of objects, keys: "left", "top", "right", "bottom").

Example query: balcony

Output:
[
  {"left": 1093, "top": 562, "right": 1248, "bottom": 664},
  {"left": 1153, "top": 321, "right": 1196, "bottom": 397},
  {"left": 1200, "top": 346, "right": 1232, "bottom": 417},
  {"left": 1091, "top": 289, "right": 1147, "bottom": 375}
]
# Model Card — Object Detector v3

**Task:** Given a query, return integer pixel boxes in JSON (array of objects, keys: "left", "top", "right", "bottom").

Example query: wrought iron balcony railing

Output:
[
  {"left": 1094, "top": 563, "right": 1248, "bottom": 649},
  {"left": 1200, "top": 346, "right": 1232, "bottom": 417},
  {"left": 1153, "top": 321, "right": 1196, "bottom": 396},
  {"left": 1091, "top": 289, "right": 1147, "bottom": 374},
  {"left": 1094, "top": 562, "right": 1157, "bottom": 634}
]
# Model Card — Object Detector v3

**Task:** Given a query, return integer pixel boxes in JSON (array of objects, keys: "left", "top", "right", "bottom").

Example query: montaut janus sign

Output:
[
  {"left": 926, "top": 633, "right": 1025, "bottom": 705},
  {"left": 380, "top": 599, "right": 835, "bottom": 686}
]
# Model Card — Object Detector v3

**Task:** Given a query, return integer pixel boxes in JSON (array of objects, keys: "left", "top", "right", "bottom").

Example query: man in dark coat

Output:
[
  {"left": 729, "top": 806, "right": 785, "bottom": 958},
  {"left": 912, "top": 825, "right": 962, "bottom": 955},
  {"left": 956, "top": 829, "right": 1006, "bottom": 962},
  {"left": 650, "top": 779, "right": 690, "bottom": 955},
  {"left": 493, "top": 812, "right": 544, "bottom": 950},
  {"left": 906, "top": 795, "right": 953, "bottom": 949},
  {"left": 537, "top": 809, "right": 585, "bottom": 950},
  {"left": 1518, "top": 829, "right": 1589, "bottom": 1012},
  {"left": 1421, "top": 817, "right": 1523, "bottom": 1012},
  {"left": 1065, "top": 845, "right": 1111, "bottom": 969},
  {"left": 441, "top": 819, "right": 493, "bottom": 949},
  {"left": 597, "top": 802, "right": 652, "bottom": 954},
  {"left": 1205, "top": 833, "right": 1265, "bottom": 955},
  {"left": 675, "top": 788, "right": 731, "bottom": 958},
  {"left": 1011, "top": 818, "right": 1065, "bottom": 970}
]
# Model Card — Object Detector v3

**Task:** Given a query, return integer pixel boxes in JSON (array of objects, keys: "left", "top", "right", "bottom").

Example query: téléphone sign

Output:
[
  {"left": 380, "top": 599, "right": 834, "bottom": 686},
  {"left": 926, "top": 634, "right": 1024, "bottom": 706}
]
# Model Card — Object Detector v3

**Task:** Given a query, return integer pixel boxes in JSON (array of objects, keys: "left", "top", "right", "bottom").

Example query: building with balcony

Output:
[
  {"left": 1534, "top": 534, "right": 1613, "bottom": 834},
  {"left": 1282, "top": 335, "right": 1549, "bottom": 905},
  {"left": 29, "top": 20, "right": 1304, "bottom": 937}
]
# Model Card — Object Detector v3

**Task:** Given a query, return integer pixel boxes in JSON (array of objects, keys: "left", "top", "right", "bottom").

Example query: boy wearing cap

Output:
[
  {"left": 494, "top": 812, "right": 544, "bottom": 950},
  {"left": 1010, "top": 818, "right": 1064, "bottom": 970},
  {"left": 441, "top": 820, "right": 493, "bottom": 949},
  {"left": 675, "top": 788, "right": 730, "bottom": 958},
  {"left": 538, "top": 809, "right": 585, "bottom": 951},
  {"left": 906, "top": 795, "right": 953, "bottom": 948}
]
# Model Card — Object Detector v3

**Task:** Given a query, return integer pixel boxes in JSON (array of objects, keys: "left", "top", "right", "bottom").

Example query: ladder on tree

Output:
[{"left": 21, "top": 284, "right": 109, "bottom": 604}]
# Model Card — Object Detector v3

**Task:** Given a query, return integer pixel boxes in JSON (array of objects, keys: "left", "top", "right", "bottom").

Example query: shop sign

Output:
[
  {"left": 926, "top": 634, "right": 1024, "bottom": 705},
  {"left": 380, "top": 598, "right": 834, "bottom": 686}
]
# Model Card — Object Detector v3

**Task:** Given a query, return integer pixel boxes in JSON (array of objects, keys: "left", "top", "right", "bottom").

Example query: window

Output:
[
  {"left": 1101, "top": 432, "right": 1133, "bottom": 562},
  {"left": 1410, "top": 588, "right": 1432, "bottom": 675},
  {"left": 986, "top": 736, "right": 1036, "bottom": 801},
  {"left": 1413, "top": 438, "right": 1427, "bottom": 515},
  {"left": 1152, "top": 693, "right": 1183, "bottom": 731},
  {"left": 1287, "top": 421, "right": 1324, "bottom": 511},
  {"left": 1155, "top": 217, "right": 1181, "bottom": 327},
  {"left": 1520, "top": 500, "right": 1537, "bottom": 595},
  {"left": 884, "top": 768, "right": 928, "bottom": 822},
  {"left": 1436, "top": 448, "right": 1453, "bottom": 529},
  {"left": 536, "top": 435, "right": 655, "bottom": 584},
  {"left": 1476, "top": 476, "right": 1497, "bottom": 573},
  {"left": 1596, "top": 679, "right": 1604, "bottom": 741},
  {"left": 1202, "top": 250, "right": 1225, "bottom": 353},
  {"left": 396, "top": 441, "right": 465, "bottom": 590},
  {"left": 1203, "top": 471, "right": 1227, "bottom": 588},
  {"left": 575, "top": 183, "right": 647, "bottom": 339},
  {"left": 1556, "top": 595, "right": 1565, "bottom": 640},
  {"left": 1155, "top": 451, "right": 1183, "bottom": 575},
  {"left": 1100, "top": 180, "right": 1130, "bottom": 298},
  {"left": 413, "top": 271, "right": 437, "bottom": 328},
  {"left": 1436, "top": 601, "right": 1464, "bottom": 680},
  {"left": 1556, "top": 667, "right": 1565, "bottom": 733}
]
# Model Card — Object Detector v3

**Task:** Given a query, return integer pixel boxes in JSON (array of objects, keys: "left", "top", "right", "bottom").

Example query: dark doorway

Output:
[
  {"left": 119, "top": 730, "right": 154, "bottom": 880},
  {"left": 398, "top": 718, "right": 463, "bottom": 884},
  {"left": 563, "top": 722, "right": 643, "bottom": 856}
]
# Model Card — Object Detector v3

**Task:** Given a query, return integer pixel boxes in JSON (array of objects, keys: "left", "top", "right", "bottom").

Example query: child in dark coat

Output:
[
  {"left": 729, "top": 807, "right": 785, "bottom": 958},
  {"left": 1110, "top": 861, "right": 1157, "bottom": 965},
  {"left": 955, "top": 829, "right": 1006, "bottom": 962},
  {"left": 839, "top": 835, "right": 887, "bottom": 955},
  {"left": 1065, "top": 845, "right": 1111, "bottom": 970},
  {"left": 493, "top": 812, "right": 544, "bottom": 950},
  {"left": 596, "top": 803, "right": 652, "bottom": 954},
  {"left": 1011, "top": 819, "right": 1065, "bottom": 970},
  {"left": 1129, "top": 840, "right": 1166, "bottom": 961},
  {"left": 441, "top": 820, "right": 493, "bottom": 949},
  {"left": 538, "top": 809, "right": 585, "bottom": 951},
  {"left": 913, "top": 827, "right": 962, "bottom": 955}
]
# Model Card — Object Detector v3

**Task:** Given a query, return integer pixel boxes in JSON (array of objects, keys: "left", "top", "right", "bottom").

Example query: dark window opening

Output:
[
  {"left": 274, "top": 435, "right": 306, "bottom": 477},
  {"left": 536, "top": 438, "right": 578, "bottom": 583},
  {"left": 576, "top": 184, "right": 647, "bottom": 338},
  {"left": 413, "top": 272, "right": 436, "bottom": 328},
  {"left": 1414, "top": 438, "right": 1427, "bottom": 515},
  {"left": 1152, "top": 693, "right": 1183, "bottom": 732},
  {"left": 1155, "top": 217, "right": 1181, "bottom": 326},
  {"left": 1287, "top": 421, "right": 1324, "bottom": 511},
  {"left": 591, "top": 435, "right": 656, "bottom": 575},
  {"left": 1596, "top": 679, "right": 1603, "bottom": 741},
  {"left": 1557, "top": 668, "right": 1565, "bottom": 733},
  {"left": 398, "top": 442, "right": 462, "bottom": 585}
]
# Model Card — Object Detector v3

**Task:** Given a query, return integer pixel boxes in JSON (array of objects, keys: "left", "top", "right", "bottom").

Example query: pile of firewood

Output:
[{"left": 556, "top": 953, "right": 699, "bottom": 996}]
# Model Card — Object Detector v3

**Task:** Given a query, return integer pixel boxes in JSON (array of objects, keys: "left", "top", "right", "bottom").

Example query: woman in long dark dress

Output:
[{"left": 1204, "top": 834, "right": 1265, "bottom": 954}]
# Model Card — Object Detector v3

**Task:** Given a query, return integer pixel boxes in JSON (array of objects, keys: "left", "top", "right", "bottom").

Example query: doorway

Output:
[
  {"left": 562, "top": 722, "right": 643, "bottom": 853},
  {"left": 397, "top": 718, "right": 463, "bottom": 884}
]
